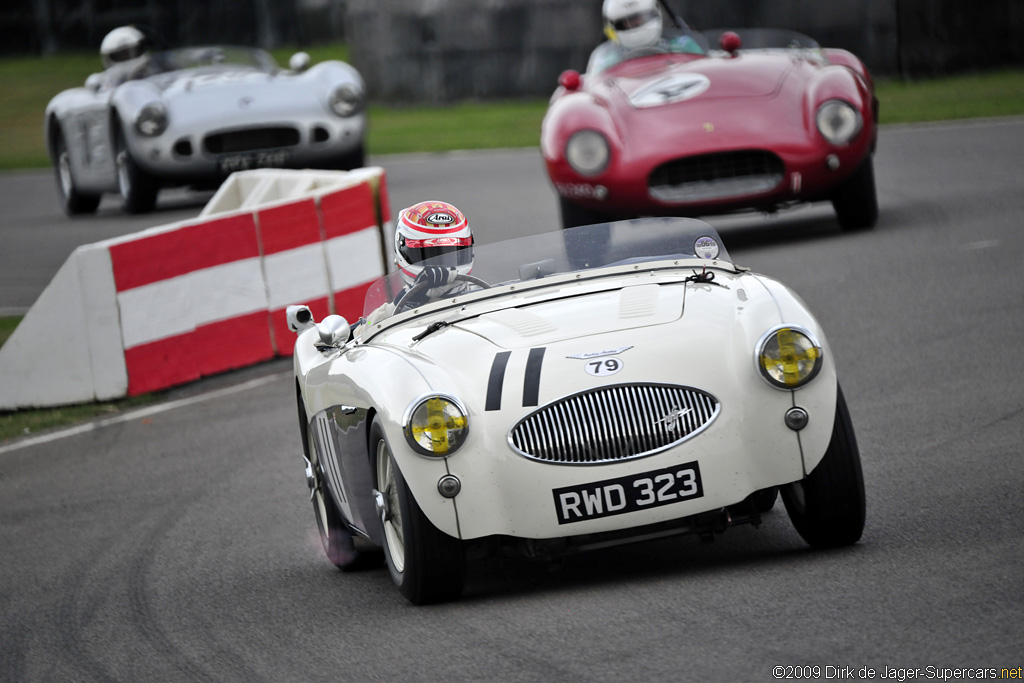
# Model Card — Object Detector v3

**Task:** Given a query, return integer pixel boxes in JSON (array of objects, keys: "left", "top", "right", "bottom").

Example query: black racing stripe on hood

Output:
[
  {"left": 523, "top": 347, "right": 546, "bottom": 407},
  {"left": 485, "top": 351, "right": 511, "bottom": 411}
]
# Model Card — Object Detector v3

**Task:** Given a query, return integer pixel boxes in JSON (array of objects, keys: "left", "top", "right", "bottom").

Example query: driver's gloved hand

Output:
[{"left": 415, "top": 265, "right": 458, "bottom": 289}]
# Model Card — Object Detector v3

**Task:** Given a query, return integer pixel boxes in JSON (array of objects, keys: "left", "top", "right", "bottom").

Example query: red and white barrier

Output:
[{"left": 0, "top": 168, "right": 391, "bottom": 409}]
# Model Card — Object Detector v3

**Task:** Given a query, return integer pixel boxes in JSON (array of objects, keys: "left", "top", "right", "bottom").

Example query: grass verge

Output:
[{"left": 0, "top": 395, "right": 159, "bottom": 443}]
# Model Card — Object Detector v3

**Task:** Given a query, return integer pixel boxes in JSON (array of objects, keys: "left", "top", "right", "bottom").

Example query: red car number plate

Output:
[{"left": 552, "top": 461, "right": 703, "bottom": 525}]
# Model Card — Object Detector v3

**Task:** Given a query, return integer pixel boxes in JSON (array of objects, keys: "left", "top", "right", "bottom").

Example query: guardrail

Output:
[{"left": 0, "top": 167, "right": 392, "bottom": 409}]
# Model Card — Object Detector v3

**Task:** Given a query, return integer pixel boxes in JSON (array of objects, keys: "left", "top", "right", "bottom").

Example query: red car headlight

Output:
[
  {"left": 816, "top": 100, "right": 862, "bottom": 146},
  {"left": 565, "top": 130, "right": 610, "bottom": 176}
]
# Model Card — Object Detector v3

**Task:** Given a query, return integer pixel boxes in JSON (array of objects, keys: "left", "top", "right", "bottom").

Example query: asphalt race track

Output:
[{"left": 2, "top": 119, "right": 1023, "bottom": 681}]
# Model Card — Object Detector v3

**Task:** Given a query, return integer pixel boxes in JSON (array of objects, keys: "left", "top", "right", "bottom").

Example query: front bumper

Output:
[
  {"left": 399, "top": 369, "right": 837, "bottom": 542},
  {"left": 548, "top": 140, "right": 871, "bottom": 216},
  {"left": 126, "top": 114, "right": 366, "bottom": 181}
]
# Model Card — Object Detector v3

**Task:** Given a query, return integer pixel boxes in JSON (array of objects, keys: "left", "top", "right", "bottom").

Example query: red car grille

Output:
[
  {"left": 649, "top": 150, "right": 785, "bottom": 203},
  {"left": 204, "top": 127, "right": 300, "bottom": 154}
]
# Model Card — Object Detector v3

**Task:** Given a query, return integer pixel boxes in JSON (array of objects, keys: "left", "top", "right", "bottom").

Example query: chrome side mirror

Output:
[
  {"left": 289, "top": 52, "right": 311, "bottom": 72},
  {"left": 286, "top": 304, "right": 315, "bottom": 333},
  {"left": 317, "top": 315, "right": 351, "bottom": 346}
]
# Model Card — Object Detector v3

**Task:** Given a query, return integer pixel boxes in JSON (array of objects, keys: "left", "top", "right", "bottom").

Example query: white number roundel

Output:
[{"left": 585, "top": 358, "right": 623, "bottom": 377}]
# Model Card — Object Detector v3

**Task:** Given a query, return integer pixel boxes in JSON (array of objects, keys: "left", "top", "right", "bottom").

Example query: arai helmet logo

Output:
[
  {"left": 694, "top": 236, "right": 720, "bottom": 260},
  {"left": 426, "top": 212, "right": 455, "bottom": 225}
]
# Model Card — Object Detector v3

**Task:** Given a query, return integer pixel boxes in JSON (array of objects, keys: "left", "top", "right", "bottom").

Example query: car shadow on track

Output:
[
  {"left": 708, "top": 212, "right": 850, "bottom": 253},
  {"left": 457, "top": 512, "right": 870, "bottom": 604}
]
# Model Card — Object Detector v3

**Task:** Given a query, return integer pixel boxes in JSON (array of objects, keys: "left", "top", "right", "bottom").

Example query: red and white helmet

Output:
[{"left": 394, "top": 200, "right": 474, "bottom": 286}]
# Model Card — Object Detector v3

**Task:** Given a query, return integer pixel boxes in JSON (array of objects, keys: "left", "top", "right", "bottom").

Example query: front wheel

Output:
[
  {"left": 782, "top": 385, "right": 866, "bottom": 548},
  {"left": 559, "top": 197, "right": 613, "bottom": 269},
  {"left": 52, "top": 129, "right": 101, "bottom": 216},
  {"left": 831, "top": 156, "right": 878, "bottom": 231},
  {"left": 333, "top": 142, "right": 366, "bottom": 171},
  {"left": 372, "top": 417, "right": 465, "bottom": 604},
  {"left": 115, "top": 124, "right": 159, "bottom": 214}
]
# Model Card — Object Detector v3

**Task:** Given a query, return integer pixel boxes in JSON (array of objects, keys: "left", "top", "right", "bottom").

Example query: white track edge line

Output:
[{"left": 0, "top": 371, "right": 290, "bottom": 456}]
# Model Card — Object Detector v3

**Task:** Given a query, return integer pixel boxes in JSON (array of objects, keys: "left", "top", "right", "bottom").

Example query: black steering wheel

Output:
[{"left": 393, "top": 273, "right": 490, "bottom": 314}]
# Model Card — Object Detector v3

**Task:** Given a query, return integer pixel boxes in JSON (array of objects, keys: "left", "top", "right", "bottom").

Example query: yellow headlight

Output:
[
  {"left": 757, "top": 326, "right": 823, "bottom": 389},
  {"left": 404, "top": 395, "right": 469, "bottom": 457}
]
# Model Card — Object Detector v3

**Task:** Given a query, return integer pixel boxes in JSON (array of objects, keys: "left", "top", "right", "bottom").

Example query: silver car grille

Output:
[
  {"left": 648, "top": 150, "right": 785, "bottom": 203},
  {"left": 508, "top": 383, "right": 720, "bottom": 465},
  {"left": 204, "top": 127, "right": 301, "bottom": 154}
]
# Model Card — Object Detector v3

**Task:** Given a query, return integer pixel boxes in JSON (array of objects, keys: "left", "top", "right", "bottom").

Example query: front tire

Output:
[
  {"left": 115, "top": 123, "right": 159, "bottom": 214},
  {"left": 333, "top": 142, "right": 366, "bottom": 171},
  {"left": 52, "top": 129, "right": 101, "bottom": 216},
  {"left": 831, "top": 156, "right": 878, "bottom": 231},
  {"left": 372, "top": 417, "right": 465, "bottom": 604},
  {"left": 559, "top": 197, "right": 613, "bottom": 269},
  {"left": 782, "top": 385, "right": 866, "bottom": 548}
]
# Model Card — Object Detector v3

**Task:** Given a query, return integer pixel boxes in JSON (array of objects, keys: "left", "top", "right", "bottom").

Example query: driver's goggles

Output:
[{"left": 611, "top": 9, "right": 659, "bottom": 31}]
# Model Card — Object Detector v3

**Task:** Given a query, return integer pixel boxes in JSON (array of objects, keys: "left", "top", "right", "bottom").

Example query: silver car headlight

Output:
[
  {"left": 816, "top": 100, "right": 862, "bottom": 146},
  {"left": 403, "top": 394, "right": 469, "bottom": 457},
  {"left": 329, "top": 82, "right": 364, "bottom": 117},
  {"left": 756, "top": 325, "right": 823, "bottom": 389},
  {"left": 565, "top": 130, "right": 610, "bottom": 176},
  {"left": 135, "top": 102, "right": 168, "bottom": 137}
]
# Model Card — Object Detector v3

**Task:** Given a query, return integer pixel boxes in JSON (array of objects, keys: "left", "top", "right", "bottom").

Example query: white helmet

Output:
[
  {"left": 394, "top": 200, "right": 474, "bottom": 288},
  {"left": 603, "top": 0, "right": 662, "bottom": 50},
  {"left": 100, "top": 26, "right": 148, "bottom": 68}
]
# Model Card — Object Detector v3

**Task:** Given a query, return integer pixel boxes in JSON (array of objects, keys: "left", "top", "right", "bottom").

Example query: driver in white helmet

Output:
[
  {"left": 361, "top": 200, "right": 481, "bottom": 329},
  {"left": 99, "top": 26, "right": 151, "bottom": 86},
  {"left": 587, "top": 0, "right": 704, "bottom": 75},
  {"left": 101, "top": 26, "right": 149, "bottom": 69},
  {"left": 99, "top": 25, "right": 174, "bottom": 85}
]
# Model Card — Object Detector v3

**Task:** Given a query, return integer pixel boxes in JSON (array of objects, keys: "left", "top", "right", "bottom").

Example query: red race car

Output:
[{"left": 541, "top": 9, "right": 879, "bottom": 234}]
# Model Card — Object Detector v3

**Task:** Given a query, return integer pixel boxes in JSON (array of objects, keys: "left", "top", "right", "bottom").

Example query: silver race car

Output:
[{"left": 45, "top": 27, "right": 367, "bottom": 215}]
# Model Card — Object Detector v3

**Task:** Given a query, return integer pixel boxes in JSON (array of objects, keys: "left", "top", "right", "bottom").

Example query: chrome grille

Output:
[
  {"left": 648, "top": 150, "right": 784, "bottom": 203},
  {"left": 509, "top": 383, "right": 720, "bottom": 464}
]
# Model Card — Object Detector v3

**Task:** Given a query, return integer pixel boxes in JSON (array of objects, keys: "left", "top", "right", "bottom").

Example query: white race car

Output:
[{"left": 289, "top": 218, "right": 865, "bottom": 604}]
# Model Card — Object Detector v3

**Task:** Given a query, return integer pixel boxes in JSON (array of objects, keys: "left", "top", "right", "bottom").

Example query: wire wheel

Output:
[{"left": 376, "top": 437, "right": 405, "bottom": 574}]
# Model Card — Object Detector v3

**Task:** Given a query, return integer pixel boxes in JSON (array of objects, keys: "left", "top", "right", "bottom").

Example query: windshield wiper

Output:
[{"left": 412, "top": 320, "right": 451, "bottom": 342}]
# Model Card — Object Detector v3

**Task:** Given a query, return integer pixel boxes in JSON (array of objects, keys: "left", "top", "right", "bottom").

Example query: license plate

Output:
[
  {"left": 553, "top": 461, "right": 703, "bottom": 525},
  {"left": 218, "top": 149, "right": 290, "bottom": 174}
]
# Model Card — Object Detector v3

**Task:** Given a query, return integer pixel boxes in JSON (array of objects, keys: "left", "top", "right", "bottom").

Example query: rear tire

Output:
[
  {"left": 782, "top": 385, "right": 866, "bottom": 548},
  {"left": 52, "top": 129, "right": 101, "bottom": 216},
  {"left": 115, "top": 122, "right": 159, "bottom": 214},
  {"left": 372, "top": 417, "right": 465, "bottom": 604},
  {"left": 831, "top": 156, "right": 878, "bottom": 231}
]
